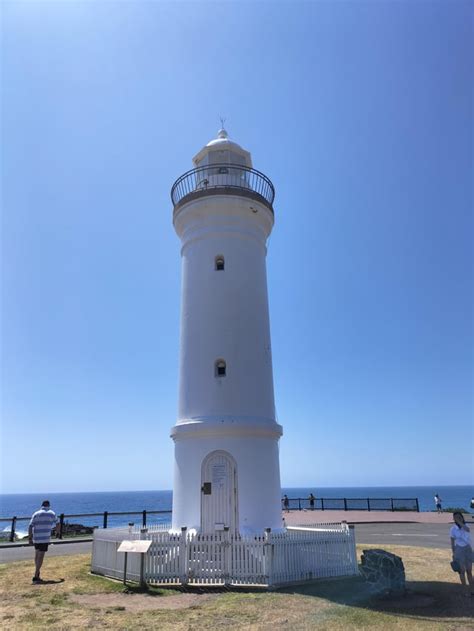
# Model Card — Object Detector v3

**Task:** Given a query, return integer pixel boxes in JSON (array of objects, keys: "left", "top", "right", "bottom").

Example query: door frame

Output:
[{"left": 200, "top": 449, "right": 239, "bottom": 534}]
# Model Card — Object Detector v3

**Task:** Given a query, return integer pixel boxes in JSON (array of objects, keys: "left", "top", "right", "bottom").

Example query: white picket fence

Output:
[{"left": 92, "top": 522, "right": 357, "bottom": 587}]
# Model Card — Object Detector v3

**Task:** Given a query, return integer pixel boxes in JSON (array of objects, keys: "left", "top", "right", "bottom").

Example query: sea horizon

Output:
[{"left": 3, "top": 483, "right": 473, "bottom": 496}]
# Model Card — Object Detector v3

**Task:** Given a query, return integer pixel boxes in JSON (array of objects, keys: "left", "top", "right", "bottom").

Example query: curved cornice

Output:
[{"left": 171, "top": 419, "right": 283, "bottom": 441}]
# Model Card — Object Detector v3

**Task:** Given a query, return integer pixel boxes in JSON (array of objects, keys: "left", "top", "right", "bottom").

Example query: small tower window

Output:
[
  {"left": 215, "top": 256, "right": 225, "bottom": 271},
  {"left": 215, "top": 359, "right": 226, "bottom": 377}
]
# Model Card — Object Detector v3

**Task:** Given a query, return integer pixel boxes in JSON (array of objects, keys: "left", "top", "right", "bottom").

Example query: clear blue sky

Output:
[{"left": 1, "top": 1, "right": 472, "bottom": 494}]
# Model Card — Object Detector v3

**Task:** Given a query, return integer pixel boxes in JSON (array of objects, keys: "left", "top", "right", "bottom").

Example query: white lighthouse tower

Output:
[
  {"left": 91, "top": 128, "right": 357, "bottom": 587},
  {"left": 170, "top": 127, "right": 283, "bottom": 535}
]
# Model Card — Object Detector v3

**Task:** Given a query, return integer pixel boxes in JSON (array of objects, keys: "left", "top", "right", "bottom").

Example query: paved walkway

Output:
[
  {"left": 0, "top": 541, "right": 92, "bottom": 563},
  {"left": 284, "top": 509, "right": 472, "bottom": 525},
  {"left": 355, "top": 522, "right": 452, "bottom": 549}
]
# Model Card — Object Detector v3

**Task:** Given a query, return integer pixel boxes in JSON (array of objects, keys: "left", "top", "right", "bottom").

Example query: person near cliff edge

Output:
[
  {"left": 29, "top": 500, "right": 60, "bottom": 583},
  {"left": 450, "top": 511, "right": 473, "bottom": 597}
]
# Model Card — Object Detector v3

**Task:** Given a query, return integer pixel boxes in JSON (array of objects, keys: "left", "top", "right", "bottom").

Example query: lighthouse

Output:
[
  {"left": 91, "top": 127, "right": 357, "bottom": 587},
  {"left": 170, "top": 128, "right": 283, "bottom": 534}
]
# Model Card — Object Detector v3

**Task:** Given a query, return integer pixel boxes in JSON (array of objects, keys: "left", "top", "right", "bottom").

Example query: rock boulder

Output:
[{"left": 360, "top": 548, "right": 405, "bottom": 596}]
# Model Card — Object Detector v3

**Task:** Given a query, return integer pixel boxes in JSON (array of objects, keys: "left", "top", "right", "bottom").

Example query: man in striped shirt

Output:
[{"left": 28, "top": 500, "right": 59, "bottom": 583}]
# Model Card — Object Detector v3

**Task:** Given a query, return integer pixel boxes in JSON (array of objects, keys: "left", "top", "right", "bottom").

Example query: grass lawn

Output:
[{"left": 1, "top": 544, "right": 473, "bottom": 630}]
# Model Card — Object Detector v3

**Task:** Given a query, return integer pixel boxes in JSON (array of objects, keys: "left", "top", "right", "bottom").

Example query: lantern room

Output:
[{"left": 192, "top": 127, "right": 252, "bottom": 169}]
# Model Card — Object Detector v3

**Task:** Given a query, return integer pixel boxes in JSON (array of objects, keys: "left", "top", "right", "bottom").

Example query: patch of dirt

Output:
[{"left": 70, "top": 592, "right": 217, "bottom": 612}]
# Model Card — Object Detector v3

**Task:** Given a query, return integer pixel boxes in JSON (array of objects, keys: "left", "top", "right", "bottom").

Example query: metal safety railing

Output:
[
  {"left": 0, "top": 509, "right": 172, "bottom": 543},
  {"left": 281, "top": 497, "right": 420, "bottom": 512},
  {"left": 171, "top": 163, "right": 275, "bottom": 211},
  {"left": 0, "top": 496, "right": 421, "bottom": 543}
]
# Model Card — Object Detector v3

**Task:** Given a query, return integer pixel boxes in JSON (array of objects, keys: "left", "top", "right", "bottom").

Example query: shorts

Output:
[
  {"left": 453, "top": 545, "right": 472, "bottom": 572},
  {"left": 34, "top": 543, "right": 49, "bottom": 552}
]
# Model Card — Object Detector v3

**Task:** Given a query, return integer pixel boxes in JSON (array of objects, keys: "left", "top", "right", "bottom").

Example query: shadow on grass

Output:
[
  {"left": 277, "top": 575, "right": 473, "bottom": 621},
  {"left": 122, "top": 583, "right": 268, "bottom": 597},
  {"left": 122, "top": 583, "right": 181, "bottom": 597}
]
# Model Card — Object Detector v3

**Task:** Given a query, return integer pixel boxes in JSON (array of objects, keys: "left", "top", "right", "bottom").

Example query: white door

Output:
[{"left": 201, "top": 450, "right": 238, "bottom": 533}]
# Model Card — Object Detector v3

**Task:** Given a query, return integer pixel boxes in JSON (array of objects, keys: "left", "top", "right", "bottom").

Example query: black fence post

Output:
[
  {"left": 142, "top": 510, "right": 147, "bottom": 527},
  {"left": 298, "top": 498, "right": 301, "bottom": 511},
  {"left": 59, "top": 514, "right": 64, "bottom": 539},
  {"left": 390, "top": 498, "right": 394, "bottom": 512},
  {"left": 367, "top": 499, "right": 371, "bottom": 512},
  {"left": 321, "top": 498, "right": 325, "bottom": 511},
  {"left": 9, "top": 516, "right": 16, "bottom": 542},
  {"left": 103, "top": 511, "right": 108, "bottom": 529},
  {"left": 343, "top": 498, "right": 347, "bottom": 511},
  {"left": 415, "top": 498, "right": 420, "bottom": 513}
]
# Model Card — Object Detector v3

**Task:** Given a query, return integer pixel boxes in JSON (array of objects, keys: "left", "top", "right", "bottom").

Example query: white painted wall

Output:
[
  {"left": 171, "top": 432, "right": 283, "bottom": 533},
  {"left": 175, "top": 197, "right": 276, "bottom": 423},
  {"left": 171, "top": 144, "right": 283, "bottom": 534}
]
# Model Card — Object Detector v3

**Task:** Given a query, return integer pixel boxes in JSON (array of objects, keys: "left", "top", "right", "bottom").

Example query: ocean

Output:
[{"left": 1, "top": 486, "right": 472, "bottom": 532}]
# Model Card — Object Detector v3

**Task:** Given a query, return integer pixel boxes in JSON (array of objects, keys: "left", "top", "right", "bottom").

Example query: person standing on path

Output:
[
  {"left": 434, "top": 493, "right": 442, "bottom": 514},
  {"left": 308, "top": 493, "right": 316, "bottom": 511},
  {"left": 283, "top": 495, "right": 290, "bottom": 513},
  {"left": 28, "top": 500, "right": 59, "bottom": 583},
  {"left": 450, "top": 511, "right": 473, "bottom": 596}
]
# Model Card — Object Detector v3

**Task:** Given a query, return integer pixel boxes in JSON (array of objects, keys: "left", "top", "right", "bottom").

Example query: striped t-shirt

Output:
[{"left": 29, "top": 508, "right": 57, "bottom": 543}]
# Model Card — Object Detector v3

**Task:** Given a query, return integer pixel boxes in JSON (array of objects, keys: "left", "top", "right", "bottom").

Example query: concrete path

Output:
[
  {"left": 0, "top": 541, "right": 93, "bottom": 563},
  {"left": 356, "top": 522, "right": 452, "bottom": 549},
  {"left": 1, "top": 520, "right": 459, "bottom": 563}
]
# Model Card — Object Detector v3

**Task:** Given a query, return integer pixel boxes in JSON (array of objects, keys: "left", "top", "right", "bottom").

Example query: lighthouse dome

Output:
[
  {"left": 205, "top": 127, "right": 243, "bottom": 150},
  {"left": 193, "top": 127, "right": 252, "bottom": 168}
]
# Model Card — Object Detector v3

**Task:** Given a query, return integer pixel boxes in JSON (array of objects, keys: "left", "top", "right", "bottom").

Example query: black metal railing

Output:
[
  {"left": 281, "top": 497, "right": 420, "bottom": 512},
  {"left": 0, "top": 496, "right": 421, "bottom": 543},
  {"left": 0, "top": 509, "right": 172, "bottom": 543},
  {"left": 171, "top": 164, "right": 275, "bottom": 212}
]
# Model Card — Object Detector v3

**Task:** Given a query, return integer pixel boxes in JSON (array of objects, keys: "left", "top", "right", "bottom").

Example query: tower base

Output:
[{"left": 171, "top": 420, "right": 283, "bottom": 534}]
